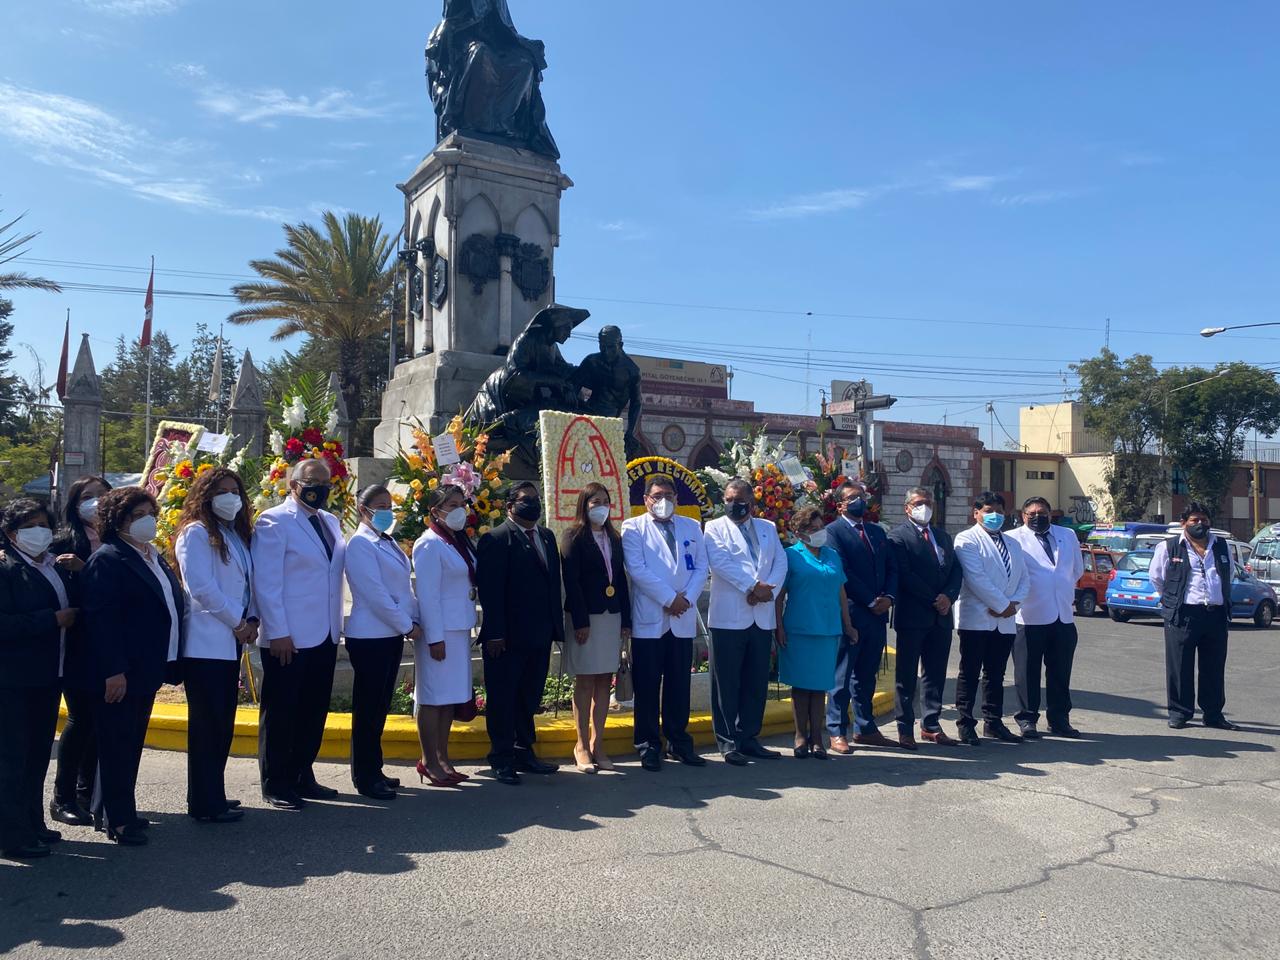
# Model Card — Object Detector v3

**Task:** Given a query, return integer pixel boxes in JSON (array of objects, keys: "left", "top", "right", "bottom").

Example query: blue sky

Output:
[{"left": 3, "top": 0, "right": 1278, "bottom": 446}]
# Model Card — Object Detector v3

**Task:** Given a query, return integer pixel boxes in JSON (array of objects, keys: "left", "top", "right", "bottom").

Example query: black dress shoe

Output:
[
  {"left": 226, "top": 799, "right": 242, "bottom": 809},
  {"left": 983, "top": 722, "right": 1023, "bottom": 743},
  {"left": 261, "top": 792, "right": 306, "bottom": 811},
  {"left": 514, "top": 755, "right": 558, "bottom": 775},
  {"left": 1204, "top": 717, "right": 1241, "bottom": 731},
  {"left": 1048, "top": 724, "right": 1081, "bottom": 738},
  {"left": 381, "top": 776, "right": 402, "bottom": 789},
  {"left": 1018, "top": 725, "right": 1042, "bottom": 740},
  {"left": 957, "top": 727, "right": 981, "bottom": 746},
  {"left": 357, "top": 782, "right": 397, "bottom": 800},
  {"left": 296, "top": 781, "right": 338, "bottom": 800},
  {"left": 1168, "top": 717, "right": 1189, "bottom": 730},
  {"left": 49, "top": 801, "right": 93, "bottom": 827},
  {"left": 194, "top": 808, "right": 245, "bottom": 824},
  {"left": 741, "top": 744, "right": 782, "bottom": 760},
  {"left": 722, "top": 750, "right": 749, "bottom": 766},
  {"left": 3, "top": 841, "right": 51, "bottom": 860},
  {"left": 131, "top": 817, "right": 152, "bottom": 830},
  {"left": 107, "top": 826, "right": 148, "bottom": 846},
  {"left": 640, "top": 748, "right": 662, "bottom": 771},
  {"left": 793, "top": 744, "right": 811, "bottom": 759},
  {"left": 492, "top": 766, "right": 521, "bottom": 785},
  {"left": 665, "top": 748, "right": 708, "bottom": 766},
  {"left": 37, "top": 827, "right": 62, "bottom": 844}
]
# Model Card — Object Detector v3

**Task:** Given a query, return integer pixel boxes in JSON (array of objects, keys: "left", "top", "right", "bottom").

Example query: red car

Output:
[{"left": 1075, "top": 545, "right": 1117, "bottom": 616}]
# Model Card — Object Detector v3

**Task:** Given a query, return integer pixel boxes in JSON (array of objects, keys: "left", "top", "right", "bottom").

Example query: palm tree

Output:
[
  {"left": 0, "top": 211, "right": 62, "bottom": 292},
  {"left": 229, "top": 211, "right": 396, "bottom": 451}
]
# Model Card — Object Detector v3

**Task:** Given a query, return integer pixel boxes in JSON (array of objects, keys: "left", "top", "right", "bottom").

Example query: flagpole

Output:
[
  {"left": 213, "top": 323, "right": 223, "bottom": 434},
  {"left": 143, "top": 255, "right": 154, "bottom": 461}
]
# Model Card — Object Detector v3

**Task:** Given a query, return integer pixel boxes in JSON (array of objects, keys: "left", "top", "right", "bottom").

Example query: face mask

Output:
[
  {"left": 128, "top": 514, "right": 158, "bottom": 543},
  {"left": 370, "top": 509, "right": 396, "bottom": 534},
  {"left": 212, "top": 492, "right": 242, "bottom": 522},
  {"left": 512, "top": 499, "right": 541, "bottom": 523},
  {"left": 980, "top": 512, "right": 1004, "bottom": 532},
  {"left": 844, "top": 497, "right": 867, "bottom": 519},
  {"left": 650, "top": 497, "right": 675, "bottom": 521},
  {"left": 727, "top": 501, "right": 751, "bottom": 522},
  {"left": 909, "top": 504, "right": 932, "bottom": 525},
  {"left": 1186, "top": 522, "right": 1210, "bottom": 540},
  {"left": 297, "top": 483, "right": 331, "bottom": 510},
  {"left": 1027, "top": 514, "right": 1051, "bottom": 534},
  {"left": 444, "top": 506, "right": 469, "bottom": 531},
  {"left": 803, "top": 529, "right": 828, "bottom": 549},
  {"left": 588, "top": 505, "right": 611, "bottom": 526},
  {"left": 13, "top": 526, "right": 53, "bottom": 557},
  {"left": 78, "top": 497, "right": 100, "bottom": 522}
]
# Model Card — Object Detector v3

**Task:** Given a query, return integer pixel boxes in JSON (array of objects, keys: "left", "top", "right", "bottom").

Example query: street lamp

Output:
[
  {"left": 1201, "top": 322, "right": 1280, "bottom": 337},
  {"left": 1158, "top": 370, "right": 1229, "bottom": 519}
]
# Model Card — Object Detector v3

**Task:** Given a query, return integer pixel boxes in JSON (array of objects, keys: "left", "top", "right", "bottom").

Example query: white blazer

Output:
[
  {"left": 344, "top": 523, "right": 415, "bottom": 639},
  {"left": 621, "top": 512, "right": 708, "bottom": 640},
  {"left": 251, "top": 497, "right": 345, "bottom": 649},
  {"left": 174, "top": 522, "right": 255, "bottom": 661},
  {"left": 412, "top": 528, "right": 478, "bottom": 645},
  {"left": 953, "top": 525, "right": 1030, "bottom": 635},
  {"left": 704, "top": 515, "right": 788, "bottom": 630},
  {"left": 1007, "top": 525, "right": 1085, "bottom": 626}
]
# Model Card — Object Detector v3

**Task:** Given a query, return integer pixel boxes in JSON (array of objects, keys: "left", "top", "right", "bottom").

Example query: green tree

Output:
[
  {"left": 0, "top": 297, "right": 25, "bottom": 439},
  {"left": 0, "top": 211, "right": 61, "bottom": 292},
  {"left": 172, "top": 323, "right": 237, "bottom": 430},
  {"left": 1164, "top": 363, "right": 1280, "bottom": 516},
  {"left": 99, "top": 332, "right": 179, "bottom": 472},
  {"left": 228, "top": 211, "right": 396, "bottom": 455},
  {"left": 1071, "top": 349, "right": 1167, "bottom": 519}
]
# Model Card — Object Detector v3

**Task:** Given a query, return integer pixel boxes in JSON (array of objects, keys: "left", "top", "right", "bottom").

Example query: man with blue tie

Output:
[{"left": 824, "top": 479, "right": 899, "bottom": 753}]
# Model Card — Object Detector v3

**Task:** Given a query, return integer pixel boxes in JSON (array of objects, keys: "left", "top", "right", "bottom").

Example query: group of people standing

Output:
[{"left": 0, "top": 454, "right": 1239, "bottom": 862}]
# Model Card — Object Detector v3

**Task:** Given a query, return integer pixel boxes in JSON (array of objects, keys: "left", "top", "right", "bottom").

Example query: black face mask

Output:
[
  {"left": 1186, "top": 522, "right": 1210, "bottom": 541},
  {"left": 727, "top": 501, "right": 751, "bottom": 522},
  {"left": 512, "top": 499, "right": 542, "bottom": 523},
  {"left": 1027, "top": 515, "right": 1051, "bottom": 534},
  {"left": 298, "top": 483, "right": 332, "bottom": 510},
  {"left": 844, "top": 497, "right": 867, "bottom": 519}
]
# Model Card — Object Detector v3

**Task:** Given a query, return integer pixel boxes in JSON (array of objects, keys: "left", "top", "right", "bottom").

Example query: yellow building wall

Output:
[
  {"left": 1062, "top": 454, "right": 1115, "bottom": 521},
  {"left": 1013, "top": 457, "right": 1062, "bottom": 507},
  {"left": 1019, "top": 402, "right": 1082, "bottom": 454}
]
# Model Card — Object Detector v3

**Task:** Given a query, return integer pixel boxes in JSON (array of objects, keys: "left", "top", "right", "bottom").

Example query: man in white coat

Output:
[
  {"left": 1007, "top": 497, "right": 1086, "bottom": 739},
  {"left": 251, "top": 458, "right": 346, "bottom": 810},
  {"left": 704, "top": 478, "right": 788, "bottom": 765},
  {"left": 621, "top": 473, "right": 709, "bottom": 772},
  {"left": 953, "top": 491, "right": 1029, "bottom": 746}
]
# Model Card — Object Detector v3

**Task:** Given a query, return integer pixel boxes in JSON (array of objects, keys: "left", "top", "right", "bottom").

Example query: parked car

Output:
[
  {"left": 1075, "top": 545, "right": 1117, "bottom": 617},
  {"left": 1247, "top": 526, "right": 1280, "bottom": 586},
  {"left": 1105, "top": 549, "right": 1277, "bottom": 627},
  {"left": 1135, "top": 527, "right": 1252, "bottom": 570},
  {"left": 1087, "top": 522, "right": 1170, "bottom": 555}
]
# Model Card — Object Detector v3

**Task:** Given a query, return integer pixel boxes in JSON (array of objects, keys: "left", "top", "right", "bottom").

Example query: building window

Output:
[
  {"left": 991, "top": 460, "right": 1006, "bottom": 490},
  {"left": 1171, "top": 466, "right": 1189, "bottom": 495},
  {"left": 1026, "top": 470, "right": 1055, "bottom": 480},
  {"left": 1041, "top": 471, "right": 1055, "bottom": 480},
  {"left": 1025, "top": 471, "right": 1037, "bottom": 480}
]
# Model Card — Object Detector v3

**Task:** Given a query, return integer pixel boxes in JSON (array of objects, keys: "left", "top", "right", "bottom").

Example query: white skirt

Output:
[
  {"left": 563, "top": 611, "right": 623, "bottom": 676},
  {"left": 413, "top": 628, "right": 473, "bottom": 706}
]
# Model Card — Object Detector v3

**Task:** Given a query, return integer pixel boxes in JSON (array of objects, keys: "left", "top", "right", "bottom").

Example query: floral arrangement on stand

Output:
[
  {"left": 256, "top": 373, "right": 354, "bottom": 526},
  {"left": 696, "top": 428, "right": 818, "bottom": 540},
  {"left": 153, "top": 440, "right": 251, "bottom": 551},
  {"left": 805, "top": 447, "right": 885, "bottom": 524},
  {"left": 388, "top": 415, "right": 513, "bottom": 545}
]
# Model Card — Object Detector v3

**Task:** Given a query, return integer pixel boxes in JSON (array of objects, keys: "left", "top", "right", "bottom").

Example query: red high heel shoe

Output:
[
  {"left": 416, "top": 760, "right": 458, "bottom": 787},
  {"left": 444, "top": 770, "right": 470, "bottom": 783}
]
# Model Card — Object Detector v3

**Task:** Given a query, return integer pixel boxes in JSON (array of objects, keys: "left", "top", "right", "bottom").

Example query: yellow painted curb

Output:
[{"left": 62, "top": 649, "right": 898, "bottom": 762}]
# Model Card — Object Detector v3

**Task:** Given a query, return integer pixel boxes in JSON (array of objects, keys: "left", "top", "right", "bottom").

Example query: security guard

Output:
[{"left": 1147, "top": 501, "right": 1238, "bottom": 731}]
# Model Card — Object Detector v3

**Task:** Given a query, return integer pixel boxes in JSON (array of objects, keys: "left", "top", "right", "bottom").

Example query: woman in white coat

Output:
[
  {"left": 173, "top": 468, "right": 258, "bottom": 823},
  {"left": 411, "top": 484, "right": 477, "bottom": 786},
  {"left": 344, "top": 485, "right": 422, "bottom": 801}
]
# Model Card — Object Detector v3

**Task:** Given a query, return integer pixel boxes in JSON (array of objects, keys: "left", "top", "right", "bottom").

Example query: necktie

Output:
[
  {"left": 660, "top": 520, "right": 677, "bottom": 559},
  {"left": 309, "top": 514, "right": 333, "bottom": 562},
  {"left": 992, "top": 532, "right": 1011, "bottom": 576},
  {"left": 1037, "top": 532, "right": 1055, "bottom": 564},
  {"left": 741, "top": 521, "right": 759, "bottom": 563},
  {"left": 525, "top": 527, "right": 547, "bottom": 571},
  {"left": 921, "top": 525, "right": 942, "bottom": 565},
  {"left": 855, "top": 523, "right": 874, "bottom": 554}
]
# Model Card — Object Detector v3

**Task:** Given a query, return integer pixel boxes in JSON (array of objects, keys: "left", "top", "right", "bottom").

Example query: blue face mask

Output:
[
  {"left": 371, "top": 509, "right": 396, "bottom": 533},
  {"left": 980, "top": 512, "right": 1004, "bottom": 532},
  {"left": 844, "top": 497, "right": 867, "bottom": 519}
]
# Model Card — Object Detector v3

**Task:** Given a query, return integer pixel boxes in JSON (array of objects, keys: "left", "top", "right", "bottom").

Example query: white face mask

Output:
[
  {"left": 212, "top": 492, "right": 243, "bottom": 522},
  {"left": 444, "top": 506, "right": 469, "bottom": 532},
  {"left": 128, "top": 514, "right": 158, "bottom": 544},
  {"left": 909, "top": 504, "right": 933, "bottom": 525},
  {"left": 13, "top": 526, "right": 53, "bottom": 557},
  {"left": 650, "top": 497, "right": 675, "bottom": 521},
  {"left": 588, "top": 504, "right": 611, "bottom": 526},
  {"left": 803, "top": 529, "right": 828, "bottom": 549},
  {"left": 78, "top": 497, "right": 100, "bottom": 523}
]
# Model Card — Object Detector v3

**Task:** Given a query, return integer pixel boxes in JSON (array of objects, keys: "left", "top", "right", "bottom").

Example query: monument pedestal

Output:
[{"left": 371, "top": 350, "right": 504, "bottom": 457}]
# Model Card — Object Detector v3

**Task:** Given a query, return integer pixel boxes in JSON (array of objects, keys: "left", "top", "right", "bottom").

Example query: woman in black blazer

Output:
[
  {"left": 81, "top": 486, "right": 184, "bottom": 846},
  {"left": 48, "top": 473, "right": 112, "bottom": 826},
  {"left": 559, "top": 482, "right": 631, "bottom": 773},
  {"left": 0, "top": 499, "right": 77, "bottom": 860}
]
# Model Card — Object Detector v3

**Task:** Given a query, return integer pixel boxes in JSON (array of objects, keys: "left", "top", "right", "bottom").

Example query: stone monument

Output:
[
  {"left": 227, "top": 350, "right": 267, "bottom": 457},
  {"left": 371, "top": 0, "right": 572, "bottom": 457},
  {"left": 60, "top": 334, "right": 102, "bottom": 491}
]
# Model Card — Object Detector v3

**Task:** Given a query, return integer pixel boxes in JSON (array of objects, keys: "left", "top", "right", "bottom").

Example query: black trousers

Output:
[
  {"left": 258, "top": 640, "right": 337, "bottom": 796},
  {"left": 0, "top": 685, "right": 60, "bottom": 852},
  {"left": 709, "top": 625, "right": 772, "bottom": 753},
  {"left": 482, "top": 639, "right": 552, "bottom": 768},
  {"left": 92, "top": 687, "right": 157, "bottom": 832},
  {"left": 184, "top": 657, "right": 240, "bottom": 817},
  {"left": 346, "top": 637, "right": 404, "bottom": 789},
  {"left": 894, "top": 622, "right": 953, "bottom": 733},
  {"left": 1014, "top": 619, "right": 1079, "bottom": 729},
  {"left": 54, "top": 685, "right": 97, "bottom": 808},
  {"left": 955, "top": 629, "right": 1014, "bottom": 729},
  {"left": 1164, "top": 606, "right": 1229, "bottom": 723},
  {"left": 631, "top": 632, "right": 694, "bottom": 753}
]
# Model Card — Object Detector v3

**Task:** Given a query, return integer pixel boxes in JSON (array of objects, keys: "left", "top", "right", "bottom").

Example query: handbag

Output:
[
  {"left": 613, "top": 642, "right": 634, "bottom": 703},
  {"left": 455, "top": 687, "right": 480, "bottom": 722}
]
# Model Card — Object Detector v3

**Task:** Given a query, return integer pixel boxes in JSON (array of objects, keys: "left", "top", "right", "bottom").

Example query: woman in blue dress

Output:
[{"left": 775, "top": 505, "right": 856, "bottom": 758}]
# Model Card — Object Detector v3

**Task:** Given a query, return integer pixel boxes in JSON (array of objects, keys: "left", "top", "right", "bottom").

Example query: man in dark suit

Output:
[
  {"left": 476, "top": 481, "right": 565, "bottom": 784},
  {"left": 825, "top": 479, "right": 899, "bottom": 752},
  {"left": 888, "top": 486, "right": 963, "bottom": 749}
]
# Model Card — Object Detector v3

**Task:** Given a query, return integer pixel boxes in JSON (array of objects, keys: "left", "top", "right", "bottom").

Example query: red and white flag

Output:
[
  {"left": 141, "top": 258, "right": 154, "bottom": 348},
  {"left": 55, "top": 313, "right": 70, "bottom": 402}
]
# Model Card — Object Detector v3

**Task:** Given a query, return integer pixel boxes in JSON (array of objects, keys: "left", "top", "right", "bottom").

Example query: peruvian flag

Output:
[
  {"left": 55, "top": 314, "right": 70, "bottom": 402},
  {"left": 141, "top": 258, "right": 154, "bottom": 348}
]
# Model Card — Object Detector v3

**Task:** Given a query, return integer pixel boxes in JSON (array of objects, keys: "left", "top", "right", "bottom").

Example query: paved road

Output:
[{"left": 3, "top": 615, "right": 1278, "bottom": 959}]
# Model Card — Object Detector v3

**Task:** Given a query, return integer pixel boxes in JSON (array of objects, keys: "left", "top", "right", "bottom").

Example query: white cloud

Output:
[
  {"left": 942, "top": 174, "right": 1005, "bottom": 192},
  {"left": 749, "top": 187, "right": 877, "bottom": 220},
  {"left": 995, "top": 189, "right": 1085, "bottom": 207},
  {"left": 193, "top": 79, "right": 390, "bottom": 124},
  {"left": 80, "top": 0, "right": 185, "bottom": 14}
]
